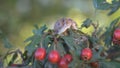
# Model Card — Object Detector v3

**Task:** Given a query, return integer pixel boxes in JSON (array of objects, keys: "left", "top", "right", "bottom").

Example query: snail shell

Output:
[{"left": 54, "top": 18, "right": 78, "bottom": 34}]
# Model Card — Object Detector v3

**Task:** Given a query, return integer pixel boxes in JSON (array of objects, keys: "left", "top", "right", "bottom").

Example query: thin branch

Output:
[{"left": 92, "top": 22, "right": 99, "bottom": 38}]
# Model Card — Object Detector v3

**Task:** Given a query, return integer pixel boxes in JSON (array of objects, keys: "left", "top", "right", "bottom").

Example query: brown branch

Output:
[{"left": 92, "top": 22, "right": 99, "bottom": 37}]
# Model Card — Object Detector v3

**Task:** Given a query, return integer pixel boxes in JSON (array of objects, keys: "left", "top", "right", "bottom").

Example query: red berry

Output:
[
  {"left": 113, "top": 28, "right": 120, "bottom": 45},
  {"left": 81, "top": 48, "right": 92, "bottom": 60},
  {"left": 64, "top": 54, "right": 73, "bottom": 63},
  {"left": 48, "top": 50, "right": 60, "bottom": 64},
  {"left": 113, "top": 38, "right": 120, "bottom": 44},
  {"left": 58, "top": 58, "right": 68, "bottom": 68},
  {"left": 90, "top": 61, "right": 99, "bottom": 68},
  {"left": 35, "top": 48, "right": 46, "bottom": 61},
  {"left": 113, "top": 28, "right": 120, "bottom": 40}
]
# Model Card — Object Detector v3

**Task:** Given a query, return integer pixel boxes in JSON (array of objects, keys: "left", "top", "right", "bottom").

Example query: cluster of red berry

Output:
[
  {"left": 34, "top": 48, "right": 72, "bottom": 68},
  {"left": 34, "top": 47, "right": 94, "bottom": 68}
]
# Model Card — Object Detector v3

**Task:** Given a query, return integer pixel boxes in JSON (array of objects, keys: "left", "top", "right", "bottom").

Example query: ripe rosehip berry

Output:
[
  {"left": 35, "top": 48, "right": 46, "bottom": 61},
  {"left": 81, "top": 48, "right": 92, "bottom": 60},
  {"left": 113, "top": 38, "right": 120, "bottom": 45},
  {"left": 113, "top": 28, "right": 120, "bottom": 45},
  {"left": 48, "top": 50, "right": 60, "bottom": 64},
  {"left": 113, "top": 28, "right": 120, "bottom": 40},
  {"left": 64, "top": 54, "right": 73, "bottom": 63},
  {"left": 58, "top": 58, "right": 68, "bottom": 68},
  {"left": 90, "top": 61, "right": 99, "bottom": 68}
]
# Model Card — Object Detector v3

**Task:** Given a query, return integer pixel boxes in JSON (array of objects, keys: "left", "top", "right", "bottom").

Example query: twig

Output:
[
  {"left": 53, "top": 37, "right": 58, "bottom": 50},
  {"left": 92, "top": 21, "right": 99, "bottom": 38},
  {"left": 39, "top": 33, "right": 48, "bottom": 48}
]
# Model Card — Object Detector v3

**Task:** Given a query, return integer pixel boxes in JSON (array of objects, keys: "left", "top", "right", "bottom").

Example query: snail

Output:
[{"left": 54, "top": 18, "right": 78, "bottom": 34}]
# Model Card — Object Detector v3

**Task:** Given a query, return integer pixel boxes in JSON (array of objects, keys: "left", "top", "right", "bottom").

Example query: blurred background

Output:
[{"left": 0, "top": 0, "right": 120, "bottom": 55}]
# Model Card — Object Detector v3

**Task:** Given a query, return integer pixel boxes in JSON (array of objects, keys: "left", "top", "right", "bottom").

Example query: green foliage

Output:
[
  {"left": 92, "top": 46, "right": 104, "bottom": 61},
  {"left": 56, "top": 41, "right": 66, "bottom": 56},
  {"left": 25, "top": 25, "right": 47, "bottom": 56},
  {"left": 93, "top": 0, "right": 111, "bottom": 10},
  {"left": 81, "top": 18, "right": 92, "bottom": 28},
  {"left": 103, "top": 17, "right": 120, "bottom": 47},
  {"left": 43, "top": 35, "right": 52, "bottom": 49},
  {"left": 1, "top": 0, "right": 120, "bottom": 68},
  {"left": 32, "top": 25, "right": 47, "bottom": 35},
  {"left": 107, "top": 46, "right": 120, "bottom": 60},
  {"left": 2, "top": 37, "right": 13, "bottom": 49},
  {"left": 99, "top": 61, "right": 120, "bottom": 68},
  {"left": 108, "top": 0, "right": 120, "bottom": 15},
  {"left": 8, "top": 52, "right": 18, "bottom": 66},
  {"left": 2, "top": 20, "right": 120, "bottom": 68},
  {"left": 93, "top": 0, "right": 120, "bottom": 15},
  {"left": 0, "top": 32, "right": 13, "bottom": 49},
  {"left": 25, "top": 35, "right": 41, "bottom": 56},
  {"left": 62, "top": 36, "right": 75, "bottom": 51}
]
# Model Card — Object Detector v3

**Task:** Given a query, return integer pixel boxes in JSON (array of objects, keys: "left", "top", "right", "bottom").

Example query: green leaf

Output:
[
  {"left": 110, "top": 17, "right": 120, "bottom": 28},
  {"left": 46, "top": 44, "right": 53, "bottom": 54},
  {"left": 91, "top": 46, "right": 104, "bottom": 61},
  {"left": 104, "top": 17, "right": 120, "bottom": 47},
  {"left": 25, "top": 35, "right": 41, "bottom": 56},
  {"left": 33, "top": 60, "right": 43, "bottom": 68},
  {"left": 25, "top": 43, "right": 36, "bottom": 56},
  {"left": 88, "top": 36, "right": 98, "bottom": 45},
  {"left": 0, "top": 31, "right": 13, "bottom": 49},
  {"left": 93, "top": 0, "right": 111, "bottom": 10},
  {"left": 93, "top": 0, "right": 120, "bottom": 15},
  {"left": 33, "top": 25, "right": 47, "bottom": 35},
  {"left": 43, "top": 35, "right": 52, "bottom": 49},
  {"left": 67, "top": 28, "right": 75, "bottom": 36},
  {"left": 24, "top": 35, "right": 35, "bottom": 43},
  {"left": 56, "top": 41, "right": 66, "bottom": 56},
  {"left": 24, "top": 25, "right": 47, "bottom": 42},
  {"left": 81, "top": 18, "right": 92, "bottom": 28},
  {"left": 100, "top": 61, "right": 120, "bottom": 68},
  {"left": 25, "top": 25, "right": 47, "bottom": 56},
  {"left": 34, "top": 24, "right": 39, "bottom": 29},
  {"left": 108, "top": 5, "right": 119, "bottom": 16},
  {"left": 62, "top": 36, "right": 75, "bottom": 51},
  {"left": 2, "top": 37, "right": 13, "bottom": 49},
  {"left": 8, "top": 52, "right": 18, "bottom": 66},
  {"left": 108, "top": 0, "right": 120, "bottom": 15}
]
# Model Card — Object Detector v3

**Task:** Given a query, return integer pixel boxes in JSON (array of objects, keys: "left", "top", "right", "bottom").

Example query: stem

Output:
[
  {"left": 53, "top": 43, "right": 56, "bottom": 50},
  {"left": 81, "top": 61, "right": 85, "bottom": 68},
  {"left": 92, "top": 22, "right": 99, "bottom": 38},
  {"left": 39, "top": 33, "right": 47, "bottom": 48},
  {"left": 87, "top": 39, "right": 90, "bottom": 48},
  {"left": 53, "top": 37, "right": 58, "bottom": 50},
  {"left": 40, "top": 42, "right": 42, "bottom": 48}
]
